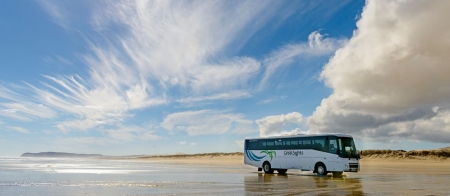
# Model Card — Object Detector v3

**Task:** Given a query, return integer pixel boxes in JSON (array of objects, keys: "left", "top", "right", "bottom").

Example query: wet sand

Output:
[
  {"left": 142, "top": 155, "right": 450, "bottom": 195},
  {"left": 1, "top": 156, "right": 449, "bottom": 195}
]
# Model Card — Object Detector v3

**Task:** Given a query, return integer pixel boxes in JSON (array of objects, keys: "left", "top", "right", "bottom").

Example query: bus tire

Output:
[
  {"left": 315, "top": 163, "right": 328, "bottom": 176},
  {"left": 262, "top": 162, "right": 274, "bottom": 174},
  {"left": 277, "top": 169, "right": 287, "bottom": 174}
]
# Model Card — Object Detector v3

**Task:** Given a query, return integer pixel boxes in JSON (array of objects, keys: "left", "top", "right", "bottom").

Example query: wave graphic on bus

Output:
[{"left": 246, "top": 150, "right": 266, "bottom": 162}]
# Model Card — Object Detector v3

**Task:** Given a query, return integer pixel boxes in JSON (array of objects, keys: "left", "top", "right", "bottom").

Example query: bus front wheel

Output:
[
  {"left": 262, "top": 162, "right": 274, "bottom": 174},
  {"left": 315, "top": 163, "right": 328, "bottom": 176}
]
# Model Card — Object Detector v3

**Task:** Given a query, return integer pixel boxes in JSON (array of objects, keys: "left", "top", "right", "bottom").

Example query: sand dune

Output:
[{"left": 360, "top": 149, "right": 450, "bottom": 161}]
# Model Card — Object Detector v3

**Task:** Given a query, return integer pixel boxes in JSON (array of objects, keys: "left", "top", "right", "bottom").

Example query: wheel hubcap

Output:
[
  {"left": 318, "top": 166, "right": 324, "bottom": 174},
  {"left": 264, "top": 164, "right": 269, "bottom": 171}
]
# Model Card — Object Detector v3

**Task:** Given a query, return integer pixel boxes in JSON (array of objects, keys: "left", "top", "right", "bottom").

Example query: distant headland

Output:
[{"left": 21, "top": 152, "right": 103, "bottom": 158}]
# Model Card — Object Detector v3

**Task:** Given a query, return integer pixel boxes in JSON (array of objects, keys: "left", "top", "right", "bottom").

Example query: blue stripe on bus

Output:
[{"left": 246, "top": 150, "right": 265, "bottom": 162}]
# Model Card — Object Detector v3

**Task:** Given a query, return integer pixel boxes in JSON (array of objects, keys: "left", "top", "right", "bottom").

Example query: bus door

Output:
[
  {"left": 272, "top": 139, "right": 285, "bottom": 168},
  {"left": 298, "top": 138, "right": 312, "bottom": 171},
  {"left": 326, "top": 137, "right": 340, "bottom": 171}
]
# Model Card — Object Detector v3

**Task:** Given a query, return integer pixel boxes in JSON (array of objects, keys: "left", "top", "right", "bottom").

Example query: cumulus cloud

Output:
[
  {"left": 256, "top": 112, "right": 306, "bottom": 137},
  {"left": 179, "top": 141, "right": 187, "bottom": 145},
  {"left": 160, "top": 110, "right": 256, "bottom": 136},
  {"left": 308, "top": 0, "right": 450, "bottom": 142}
]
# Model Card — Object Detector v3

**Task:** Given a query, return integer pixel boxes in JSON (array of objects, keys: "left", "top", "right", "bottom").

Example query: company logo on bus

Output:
[{"left": 284, "top": 150, "right": 303, "bottom": 156}]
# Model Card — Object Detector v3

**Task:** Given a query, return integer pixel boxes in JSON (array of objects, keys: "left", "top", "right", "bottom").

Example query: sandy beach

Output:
[{"left": 2, "top": 153, "right": 450, "bottom": 195}]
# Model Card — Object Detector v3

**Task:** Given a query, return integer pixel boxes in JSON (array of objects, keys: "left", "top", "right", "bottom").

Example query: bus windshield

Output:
[{"left": 338, "top": 137, "right": 358, "bottom": 158}]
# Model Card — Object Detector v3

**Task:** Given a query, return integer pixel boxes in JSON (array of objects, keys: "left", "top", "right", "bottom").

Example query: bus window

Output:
[
  {"left": 261, "top": 141, "right": 267, "bottom": 147},
  {"left": 302, "top": 139, "right": 311, "bottom": 149},
  {"left": 329, "top": 137, "right": 337, "bottom": 154},
  {"left": 248, "top": 140, "right": 259, "bottom": 150},
  {"left": 291, "top": 140, "right": 298, "bottom": 145},
  {"left": 313, "top": 137, "right": 325, "bottom": 151},
  {"left": 285, "top": 141, "right": 291, "bottom": 145}
]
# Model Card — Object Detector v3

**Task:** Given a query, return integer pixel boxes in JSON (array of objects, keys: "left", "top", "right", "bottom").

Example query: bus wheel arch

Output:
[
  {"left": 314, "top": 162, "right": 328, "bottom": 176},
  {"left": 262, "top": 161, "right": 274, "bottom": 174}
]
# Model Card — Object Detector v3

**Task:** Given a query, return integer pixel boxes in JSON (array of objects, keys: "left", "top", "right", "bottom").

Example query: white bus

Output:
[{"left": 244, "top": 133, "right": 360, "bottom": 176}]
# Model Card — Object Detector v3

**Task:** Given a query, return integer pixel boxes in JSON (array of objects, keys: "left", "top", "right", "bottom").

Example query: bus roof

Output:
[{"left": 244, "top": 133, "right": 353, "bottom": 141}]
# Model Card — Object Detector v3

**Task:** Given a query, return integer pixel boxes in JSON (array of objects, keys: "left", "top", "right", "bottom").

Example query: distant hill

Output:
[
  {"left": 440, "top": 146, "right": 450, "bottom": 150},
  {"left": 21, "top": 152, "right": 103, "bottom": 158}
]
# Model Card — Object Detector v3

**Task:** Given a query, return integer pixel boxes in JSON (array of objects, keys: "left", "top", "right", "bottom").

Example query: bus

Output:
[{"left": 244, "top": 133, "right": 360, "bottom": 176}]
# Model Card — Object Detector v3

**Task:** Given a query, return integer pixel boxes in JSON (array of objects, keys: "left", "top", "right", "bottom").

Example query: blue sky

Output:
[{"left": 1, "top": 0, "right": 449, "bottom": 156}]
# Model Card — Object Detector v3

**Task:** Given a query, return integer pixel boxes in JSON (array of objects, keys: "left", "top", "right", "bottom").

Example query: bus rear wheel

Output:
[
  {"left": 315, "top": 163, "right": 328, "bottom": 176},
  {"left": 262, "top": 162, "right": 274, "bottom": 174},
  {"left": 277, "top": 169, "right": 287, "bottom": 174}
]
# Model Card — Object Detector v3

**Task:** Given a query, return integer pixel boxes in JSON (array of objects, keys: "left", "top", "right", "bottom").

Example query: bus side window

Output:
[
  {"left": 290, "top": 140, "right": 298, "bottom": 149},
  {"left": 275, "top": 140, "right": 283, "bottom": 149},
  {"left": 329, "top": 137, "right": 338, "bottom": 154},
  {"left": 302, "top": 139, "right": 311, "bottom": 149},
  {"left": 260, "top": 141, "right": 267, "bottom": 148},
  {"left": 297, "top": 140, "right": 303, "bottom": 149},
  {"left": 266, "top": 140, "right": 275, "bottom": 150},
  {"left": 248, "top": 140, "right": 259, "bottom": 150},
  {"left": 314, "top": 137, "right": 325, "bottom": 152}
]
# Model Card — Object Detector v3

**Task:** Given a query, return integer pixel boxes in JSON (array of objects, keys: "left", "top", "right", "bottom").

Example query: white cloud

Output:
[
  {"left": 160, "top": 110, "right": 256, "bottom": 136},
  {"left": 91, "top": 0, "right": 281, "bottom": 96},
  {"left": 177, "top": 91, "right": 251, "bottom": 104},
  {"left": 102, "top": 125, "right": 161, "bottom": 142},
  {"left": 190, "top": 143, "right": 196, "bottom": 146},
  {"left": 55, "top": 137, "right": 118, "bottom": 146},
  {"left": 235, "top": 140, "right": 244, "bottom": 148},
  {"left": 308, "top": 0, "right": 450, "bottom": 142},
  {"left": 36, "top": 1, "right": 70, "bottom": 29},
  {"left": 7, "top": 126, "right": 30, "bottom": 134},
  {"left": 1, "top": 1, "right": 291, "bottom": 132},
  {"left": 256, "top": 112, "right": 306, "bottom": 137},
  {"left": 256, "top": 95, "right": 287, "bottom": 105},
  {"left": 259, "top": 31, "right": 346, "bottom": 89},
  {"left": 179, "top": 141, "right": 187, "bottom": 145}
]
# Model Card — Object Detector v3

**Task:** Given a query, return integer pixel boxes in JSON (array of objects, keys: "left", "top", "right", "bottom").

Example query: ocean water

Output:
[
  {"left": 0, "top": 157, "right": 249, "bottom": 195},
  {"left": 1, "top": 157, "right": 450, "bottom": 195}
]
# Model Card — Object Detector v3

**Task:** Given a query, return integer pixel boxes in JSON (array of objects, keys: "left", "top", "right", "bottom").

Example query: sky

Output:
[{"left": 1, "top": 0, "right": 449, "bottom": 156}]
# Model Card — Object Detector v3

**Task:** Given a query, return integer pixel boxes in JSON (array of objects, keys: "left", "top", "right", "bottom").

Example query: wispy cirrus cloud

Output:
[
  {"left": 1, "top": 1, "right": 348, "bottom": 144},
  {"left": 7, "top": 126, "right": 30, "bottom": 134},
  {"left": 176, "top": 91, "right": 251, "bottom": 104},
  {"left": 102, "top": 125, "right": 160, "bottom": 142},
  {"left": 259, "top": 31, "right": 347, "bottom": 90},
  {"left": 160, "top": 110, "right": 256, "bottom": 136}
]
